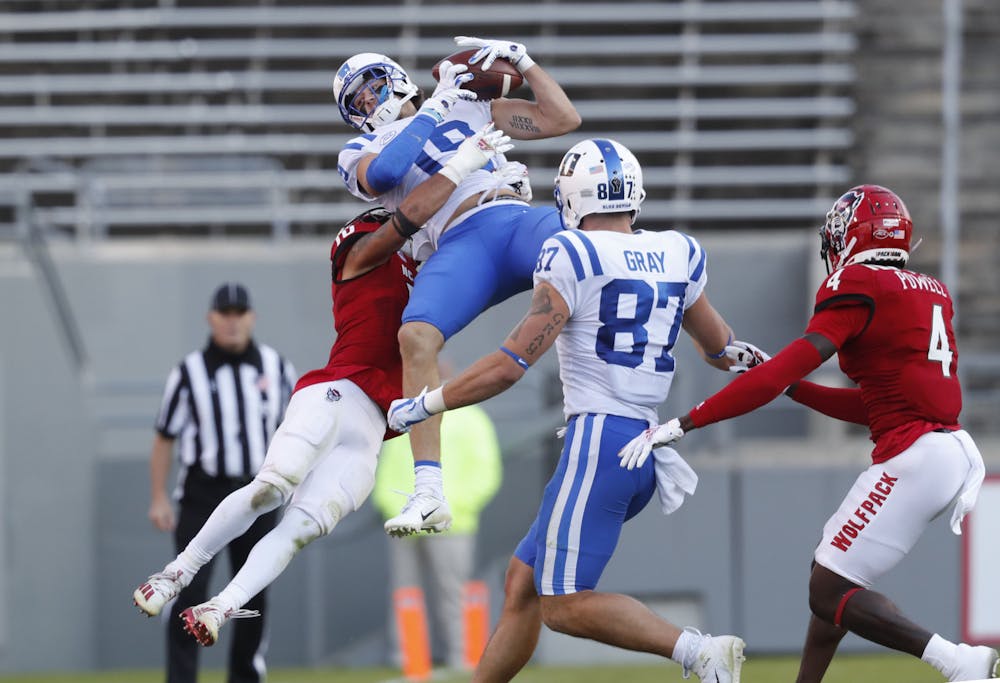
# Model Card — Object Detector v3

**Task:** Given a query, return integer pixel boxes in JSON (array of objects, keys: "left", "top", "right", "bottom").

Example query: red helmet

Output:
[
  {"left": 332, "top": 207, "right": 392, "bottom": 261},
  {"left": 820, "top": 185, "right": 913, "bottom": 273}
]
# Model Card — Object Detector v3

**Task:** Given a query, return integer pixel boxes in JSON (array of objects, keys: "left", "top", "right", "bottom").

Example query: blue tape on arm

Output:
[
  {"left": 706, "top": 334, "right": 734, "bottom": 359},
  {"left": 364, "top": 114, "right": 437, "bottom": 194},
  {"left": 499, "top": 346, "right": 530, "bottom": 371}
]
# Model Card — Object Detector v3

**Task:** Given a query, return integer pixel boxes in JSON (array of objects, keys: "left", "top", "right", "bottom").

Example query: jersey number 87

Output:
[{"left": 597, "top": 279, "right": 686, "bottom": 372}]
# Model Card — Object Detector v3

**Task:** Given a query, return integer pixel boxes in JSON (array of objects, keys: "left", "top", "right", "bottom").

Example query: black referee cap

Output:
[{"left": 211, "top": 282, "right": 252, "bottom": 312}]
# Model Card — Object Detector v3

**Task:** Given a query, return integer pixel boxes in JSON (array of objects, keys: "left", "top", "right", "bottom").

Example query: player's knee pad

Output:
[
  {"left": 235, "top": 477, "right": 287, "bottom": 512},
  {"left": 253, "top": 467, "right": 297, "bottom": 505},
  {"left": 279, "top": 506, "right": 326, "bottom": 547},
  {"left": 286, "top": 500, "right": 342, "bottom": 540},
  {"left": 287, "top": 454, "right": 375, "bottom": 536},
  {"left": 256, "top": 430, "right": 330, "bottom": 500}
]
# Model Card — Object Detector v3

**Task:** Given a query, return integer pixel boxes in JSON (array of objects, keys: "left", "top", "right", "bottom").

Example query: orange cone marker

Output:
[
  {"left": 394, "top": 586, "right": 431, "bottom": 681},
  {"left": 463, "top": 580, "right": 490, "bottom": 669}
]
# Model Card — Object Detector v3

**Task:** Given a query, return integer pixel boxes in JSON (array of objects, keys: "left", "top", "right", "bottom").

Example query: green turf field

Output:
[{"left": 0, "top": 653, "right": 943, "bottom": 683}]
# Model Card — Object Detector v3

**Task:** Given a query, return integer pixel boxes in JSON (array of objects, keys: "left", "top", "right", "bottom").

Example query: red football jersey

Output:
[
  {"left": 807, "top": 264, "right": 961, "bottom": 462},
  {"left": 294, "top": 225, "right": 416, "bottom": 420}
]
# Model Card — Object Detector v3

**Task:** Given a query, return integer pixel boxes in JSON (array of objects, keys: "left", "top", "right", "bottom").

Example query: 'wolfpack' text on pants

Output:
[{"left": 830, "top": 471, "right": 898, "bottom": 552}]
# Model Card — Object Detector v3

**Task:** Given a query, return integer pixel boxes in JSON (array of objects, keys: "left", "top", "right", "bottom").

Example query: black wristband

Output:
[{"left": 392, "top": 209, "right": 421, "bottom": 238}]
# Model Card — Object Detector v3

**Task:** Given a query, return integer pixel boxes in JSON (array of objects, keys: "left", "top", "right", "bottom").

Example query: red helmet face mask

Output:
[{"left": 820, "top": 185, "right": 913, "bottom": 274}]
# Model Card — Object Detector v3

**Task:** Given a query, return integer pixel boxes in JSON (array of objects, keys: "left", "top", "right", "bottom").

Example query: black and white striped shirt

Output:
[{"left": 155, "top": 339, "right": 296, "bottom": 482}]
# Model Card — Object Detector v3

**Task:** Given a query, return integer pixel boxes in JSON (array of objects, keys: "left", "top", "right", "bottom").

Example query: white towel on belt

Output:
[
  {"left": 950, "top": 429, "right": 986, "bottom": 535},
  {"left": 653, "top": 446, "right": 698, "bottom": 515}
]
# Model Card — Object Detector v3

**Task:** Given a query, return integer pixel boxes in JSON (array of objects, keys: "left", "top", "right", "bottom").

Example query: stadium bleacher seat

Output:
[{"left": 0, "top": 0, "right": 857, "bottom": 237}]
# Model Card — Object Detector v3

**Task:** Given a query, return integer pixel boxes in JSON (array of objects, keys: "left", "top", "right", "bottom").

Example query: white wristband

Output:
[
  {"left": 441, "top": 146, "right": 485, "bottom": 185},
  {"left": 439, "top": 164, "right": 465, "bottom": 186},
  {"left": 514, "top": 53, "right": 536, "bottom": 73},
  {"left": 423, "top": 386, "right": 447, "bottom": 414}
]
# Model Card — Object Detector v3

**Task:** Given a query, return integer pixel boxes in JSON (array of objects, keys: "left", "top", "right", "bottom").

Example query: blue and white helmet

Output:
[
  {"left": 333, "top": 53, "right": 419, "bottom": 132},
  {"left": 553, "top": 138, "right": 645, "bottom": 230}
]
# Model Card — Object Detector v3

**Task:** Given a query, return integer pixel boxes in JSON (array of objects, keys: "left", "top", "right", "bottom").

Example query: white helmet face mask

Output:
[
  {"left": 553, "top": 138, "right": 646, "bottom": 230},
  {"left": 333, "top": 53, "right": 419, "bottom": 132}
]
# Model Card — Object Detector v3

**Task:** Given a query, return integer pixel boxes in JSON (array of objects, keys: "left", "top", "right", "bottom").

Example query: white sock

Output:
[
  {"left": 922, "top": 633, "right": 958, "bottom": 678},
  {"left": 217, "top": 507, "right": 324, "bottom": 611},
  {"left": 672, "top": 627, "right": 705, "bottom": 669},
  {"left": 165, "top": 546, "right": 209, "bottom": 586},
  {"left": 214, "top": 582, "right": 251, "bottom": 614},
  {"left": 414, "top": 461, "right": 444, "bottom": 496}
]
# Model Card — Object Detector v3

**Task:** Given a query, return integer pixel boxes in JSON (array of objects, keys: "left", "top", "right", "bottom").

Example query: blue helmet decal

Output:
[{"left": 591, "top": 138, "right": 625, "bottom": 201}]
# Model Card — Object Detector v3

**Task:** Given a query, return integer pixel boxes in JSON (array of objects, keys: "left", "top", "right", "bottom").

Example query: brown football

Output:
[{"left": 431, "top": 48, "right": 524, "bottom": 100}]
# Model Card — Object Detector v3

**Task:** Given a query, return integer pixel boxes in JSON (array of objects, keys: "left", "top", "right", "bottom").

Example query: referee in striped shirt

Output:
[{"left": 148, "top": 282, "right": 296, "bottom": 683}]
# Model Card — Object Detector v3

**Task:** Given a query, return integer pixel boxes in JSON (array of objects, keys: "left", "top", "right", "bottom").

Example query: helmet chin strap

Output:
[{"left": 366, "top": 89, "right": 418, "bottom": 131}]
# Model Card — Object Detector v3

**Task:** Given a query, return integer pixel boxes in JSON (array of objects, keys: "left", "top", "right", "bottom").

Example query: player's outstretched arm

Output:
[
  {"left": 686, "top": 333, "right": 836, "bottom": 430},
  {"left": 721, "top": 338, "right": 867, "bottom": 423},
  {"left": 455, "top": 36, "right": 581, "bottom": 140},
  {"left": 341, "top": 124, "right": 513, "bottom": 279},
  {"left": 681, "top": 292, "right": 737, "bottom": 371},
  {"left": 387, "top": 280, "right": 570, "bottom": 433},
  {"left": 444, "top": 280, "right": 569, "bottom": 407},
  {"left": 619, "top": 332, "right": 840, "bottom": 467}
]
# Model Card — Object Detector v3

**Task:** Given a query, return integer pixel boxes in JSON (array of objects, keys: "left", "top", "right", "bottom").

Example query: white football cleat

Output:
[
  {"left": 383, "top": 491, "right": 452, "bottom": 537},
  {"left": 686, "top": 633, "right": 746, "bottom": 683},
  {"left": 949, "top": 643, "right": 999, "bottom": 681},
  {"left": 133, "top": 569, "right": 186, "bottom": 617},
  {"left": 179, "top": 599, "right": 260, "bottom": 647}
]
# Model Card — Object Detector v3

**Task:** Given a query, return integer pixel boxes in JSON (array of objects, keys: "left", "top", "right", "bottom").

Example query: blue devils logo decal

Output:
[{"left": 610, "top": 175, "right": 624, "bottom": 197}]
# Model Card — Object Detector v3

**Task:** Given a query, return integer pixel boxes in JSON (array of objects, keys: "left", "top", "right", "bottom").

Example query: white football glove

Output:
[
  {"left": 455, "top": 36, "right": 536, "bottom": 73},
  {"left": 441, "top": 123, "right": 513, "bottom": 185},
  {"left": 418, "top": 61, "right": 477, "bottom": 124},
  {"left": 493, "top": 160, "right": 532, "bottom": 201},
  {"left": 618, "top": 418, "right": 685, "bottom": 470},
  {"left": 387, "top": 388, "right": 432, "bottom": 433},
  {"left": 431, "top": 60, "right": 474, "bottom": 96},
  {"left": 725, "top": 340, "right": 772, "bottom": 374}
]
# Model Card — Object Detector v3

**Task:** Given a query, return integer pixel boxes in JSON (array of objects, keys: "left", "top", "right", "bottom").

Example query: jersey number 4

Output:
[
  {"left": 596, "top": 279, "right": 686, "bottom": 372},
  {"left": 928, "top": 303, "right": 954, "bottom": 377}
]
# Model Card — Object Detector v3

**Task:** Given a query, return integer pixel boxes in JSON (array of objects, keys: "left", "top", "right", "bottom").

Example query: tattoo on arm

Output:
[
  {"left": 509, "top": 114, "right": 542, "bottom": 134},
  {"left": 509, "top": 284, "right": 565, "bottom": 356},
  {"left": 529, "top": 285, "right": 556, "bottom": 316}
]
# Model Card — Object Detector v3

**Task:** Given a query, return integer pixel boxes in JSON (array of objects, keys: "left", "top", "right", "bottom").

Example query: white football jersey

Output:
[
  {"left": 337, "top": 99, "right": 508, "bottom": 260},
  {"left": 534, "top": 229, "right": 708, "bottom": 424}
]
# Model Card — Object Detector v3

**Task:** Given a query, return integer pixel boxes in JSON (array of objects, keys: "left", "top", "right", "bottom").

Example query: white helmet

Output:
[
  {"left": 553, "top": 138, "right": 645, "bottom": 230},
  {"left": 332, "top": 52, "right": 419, "bottom": 132}
]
